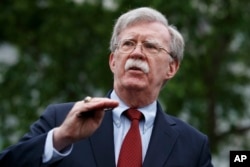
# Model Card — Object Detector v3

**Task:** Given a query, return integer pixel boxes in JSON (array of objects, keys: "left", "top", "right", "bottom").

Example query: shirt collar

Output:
[{"left": 110, "top": 90, "right": 156, "bottom": 133}]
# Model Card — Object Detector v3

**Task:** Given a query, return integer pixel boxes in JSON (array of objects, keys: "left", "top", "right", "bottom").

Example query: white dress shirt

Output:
[{"left": 111, "top": 91, "right": 156, "bottom": 164}]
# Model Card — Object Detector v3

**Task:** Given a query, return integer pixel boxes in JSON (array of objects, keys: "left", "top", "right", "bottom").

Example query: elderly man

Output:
[{"left": 0, "top": 7, "right": 213, "bottom": 167}]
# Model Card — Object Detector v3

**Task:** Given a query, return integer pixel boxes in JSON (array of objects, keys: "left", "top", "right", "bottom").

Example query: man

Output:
[{"left": 0, "top": 7, "right": 213, "bottom": 167}]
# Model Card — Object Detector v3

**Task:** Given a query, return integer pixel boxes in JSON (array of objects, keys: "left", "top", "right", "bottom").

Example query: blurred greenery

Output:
[{"left": 0, "top": 0, "right": 250, "bottom": 165}]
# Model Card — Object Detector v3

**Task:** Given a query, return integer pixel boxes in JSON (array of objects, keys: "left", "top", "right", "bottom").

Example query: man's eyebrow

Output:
[{"left": 144, "top": 39, "right": 161, "bottom": 45}]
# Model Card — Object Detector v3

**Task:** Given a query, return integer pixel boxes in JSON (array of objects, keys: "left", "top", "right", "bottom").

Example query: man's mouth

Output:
[{"left": 129, "top": 66, "right": 143, "bottom": 71}]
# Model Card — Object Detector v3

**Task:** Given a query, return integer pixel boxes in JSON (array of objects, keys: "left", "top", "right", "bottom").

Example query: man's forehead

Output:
[{"left": 119, "top": 25, "right": 170, "bottom": 44}]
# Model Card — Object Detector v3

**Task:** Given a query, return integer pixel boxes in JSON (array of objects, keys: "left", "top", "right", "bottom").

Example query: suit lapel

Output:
[
  {"left": 143, "top": 104, "right": 179, "bottom": 167},
  {"left": 89, "top": 110, "right": 116, "bottom": 167},
  {"left": 88, "top": 94, "right": 179, "bottom": 167}
]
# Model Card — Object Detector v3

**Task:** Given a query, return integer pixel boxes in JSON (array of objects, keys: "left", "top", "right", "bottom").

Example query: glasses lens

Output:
[
  {"left": 117, "top": 40, "right": 166, "bottom": 56},
  {"left": 120, "top": 40, "right": 135, "bottom": 53},
  {"left": 142, "top": 42, "right": 159, "bottom": 54}
]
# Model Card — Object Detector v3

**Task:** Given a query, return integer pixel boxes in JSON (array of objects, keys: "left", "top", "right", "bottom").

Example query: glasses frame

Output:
[{"left": 115, "top": 39, "right": 173, "bottom": 58}]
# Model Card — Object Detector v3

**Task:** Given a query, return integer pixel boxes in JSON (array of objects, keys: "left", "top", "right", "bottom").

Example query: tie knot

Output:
[{"left": 125, "top": 109, "right": 143, "bottom": 121}]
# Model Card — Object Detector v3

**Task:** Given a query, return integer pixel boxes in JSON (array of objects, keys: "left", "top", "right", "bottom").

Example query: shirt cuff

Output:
[{"left": 43, "top": 128, "right": 73, "bottom": 163}]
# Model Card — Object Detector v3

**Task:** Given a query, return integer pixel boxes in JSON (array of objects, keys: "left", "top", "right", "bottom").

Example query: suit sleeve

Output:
[
  {"left": 0, "top": 103, "right": 71, "bottom": 167},
  {"left": 198, "top": 135, "right": 214, "bottom": 167}
]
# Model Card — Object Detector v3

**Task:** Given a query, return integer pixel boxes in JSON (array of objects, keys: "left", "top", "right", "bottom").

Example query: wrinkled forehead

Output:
[{"left": 118, "top": 22, "right": 171, "bottom": 45}]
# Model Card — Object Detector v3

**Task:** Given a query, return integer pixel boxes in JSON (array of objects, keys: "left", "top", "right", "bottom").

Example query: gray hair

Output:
[
  {"left": 168, "top": 25, "right": 185, "bottom": 61},
  {"left": 109, "top": 7, "right": 185, "bottom": 62}
]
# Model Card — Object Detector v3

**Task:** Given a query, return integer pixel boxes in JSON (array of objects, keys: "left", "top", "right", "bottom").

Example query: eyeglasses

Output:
[{"left": 115, "top": 39, "right": 173, "bottom": 58}]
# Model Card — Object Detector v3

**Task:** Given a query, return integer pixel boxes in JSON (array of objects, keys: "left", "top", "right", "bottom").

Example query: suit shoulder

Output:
[
  {"left": 167, "top": 114, "right": 207, "bottom": 139},
  {"left": 46, "top": 102, "right": 75, "bottom": 111},
  {"left": 42, "top": 102, "right": 75, "bottom": 123}
]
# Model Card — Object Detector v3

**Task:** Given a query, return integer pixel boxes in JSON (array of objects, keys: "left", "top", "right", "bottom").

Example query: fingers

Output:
[
  {"left": 54, "top": 97, "right": 118, "bottom": 149},
  {"left": 74, "top": 97, "right": 119, "bottom": 118},
  {"left": 83, "top": 97, "right": 118, "bottom": 108}
]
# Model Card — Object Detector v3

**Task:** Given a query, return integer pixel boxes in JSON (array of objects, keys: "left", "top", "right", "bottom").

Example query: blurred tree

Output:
[
  {"left": 0, "top": 0, "right": 249, "bottom": 166},
  {"left": 0, "top": 0, "right": 115, "bottom": 147},
  {"left": 154, "top": 0, "right": 250, "bottom": 154}
]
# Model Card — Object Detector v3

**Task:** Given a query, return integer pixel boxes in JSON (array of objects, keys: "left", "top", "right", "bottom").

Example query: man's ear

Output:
[
  {"left": 165, "top": 59, "right": 180, "bottom": 79},
  {"left": 109, "top": 53, "right": 115, "bottom": 73}
]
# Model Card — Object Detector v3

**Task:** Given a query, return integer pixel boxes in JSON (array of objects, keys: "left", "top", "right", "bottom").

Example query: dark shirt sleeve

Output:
[{"left": 199, "top": 136, "right": 214, "bottom": 167}]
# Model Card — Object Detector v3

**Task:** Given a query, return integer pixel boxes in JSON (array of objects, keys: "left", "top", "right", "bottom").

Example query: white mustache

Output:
[{"left": 124, "top": 59, "right": 149, "bottom": 73}]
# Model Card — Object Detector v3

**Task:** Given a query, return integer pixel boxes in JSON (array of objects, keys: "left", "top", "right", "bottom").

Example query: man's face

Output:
[{"left": 109, "top": 22, "right": 179, "bottom": 95}]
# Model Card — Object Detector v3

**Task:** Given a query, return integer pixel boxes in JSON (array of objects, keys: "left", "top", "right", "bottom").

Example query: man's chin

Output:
[{"left": 123, "top": 81, "right": 147, "bottom": 91}]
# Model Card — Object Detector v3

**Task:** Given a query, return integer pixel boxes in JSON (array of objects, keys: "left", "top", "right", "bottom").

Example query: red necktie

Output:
[{"left": 117, "top": 109, "right": 143, "bottom": 167}]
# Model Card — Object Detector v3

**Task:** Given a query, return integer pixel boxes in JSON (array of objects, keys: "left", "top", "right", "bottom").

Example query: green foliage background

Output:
[{"left": 0, "top": 0, "right": 250, "bottom": 165}]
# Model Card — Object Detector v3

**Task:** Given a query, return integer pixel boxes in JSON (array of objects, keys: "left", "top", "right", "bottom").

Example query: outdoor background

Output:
[{"left": 0, "top": 0, "right": 249, "bottom": 166}]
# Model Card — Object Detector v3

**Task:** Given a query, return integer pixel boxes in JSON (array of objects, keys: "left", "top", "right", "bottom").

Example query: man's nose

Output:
[{"left": 131, "top": 44, "right": 143, "bottom": 54}]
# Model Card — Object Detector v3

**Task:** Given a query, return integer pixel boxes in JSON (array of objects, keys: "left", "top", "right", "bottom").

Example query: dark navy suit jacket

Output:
[{"left": 0, "top": 102, "right": 213, "bottom": 167}]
